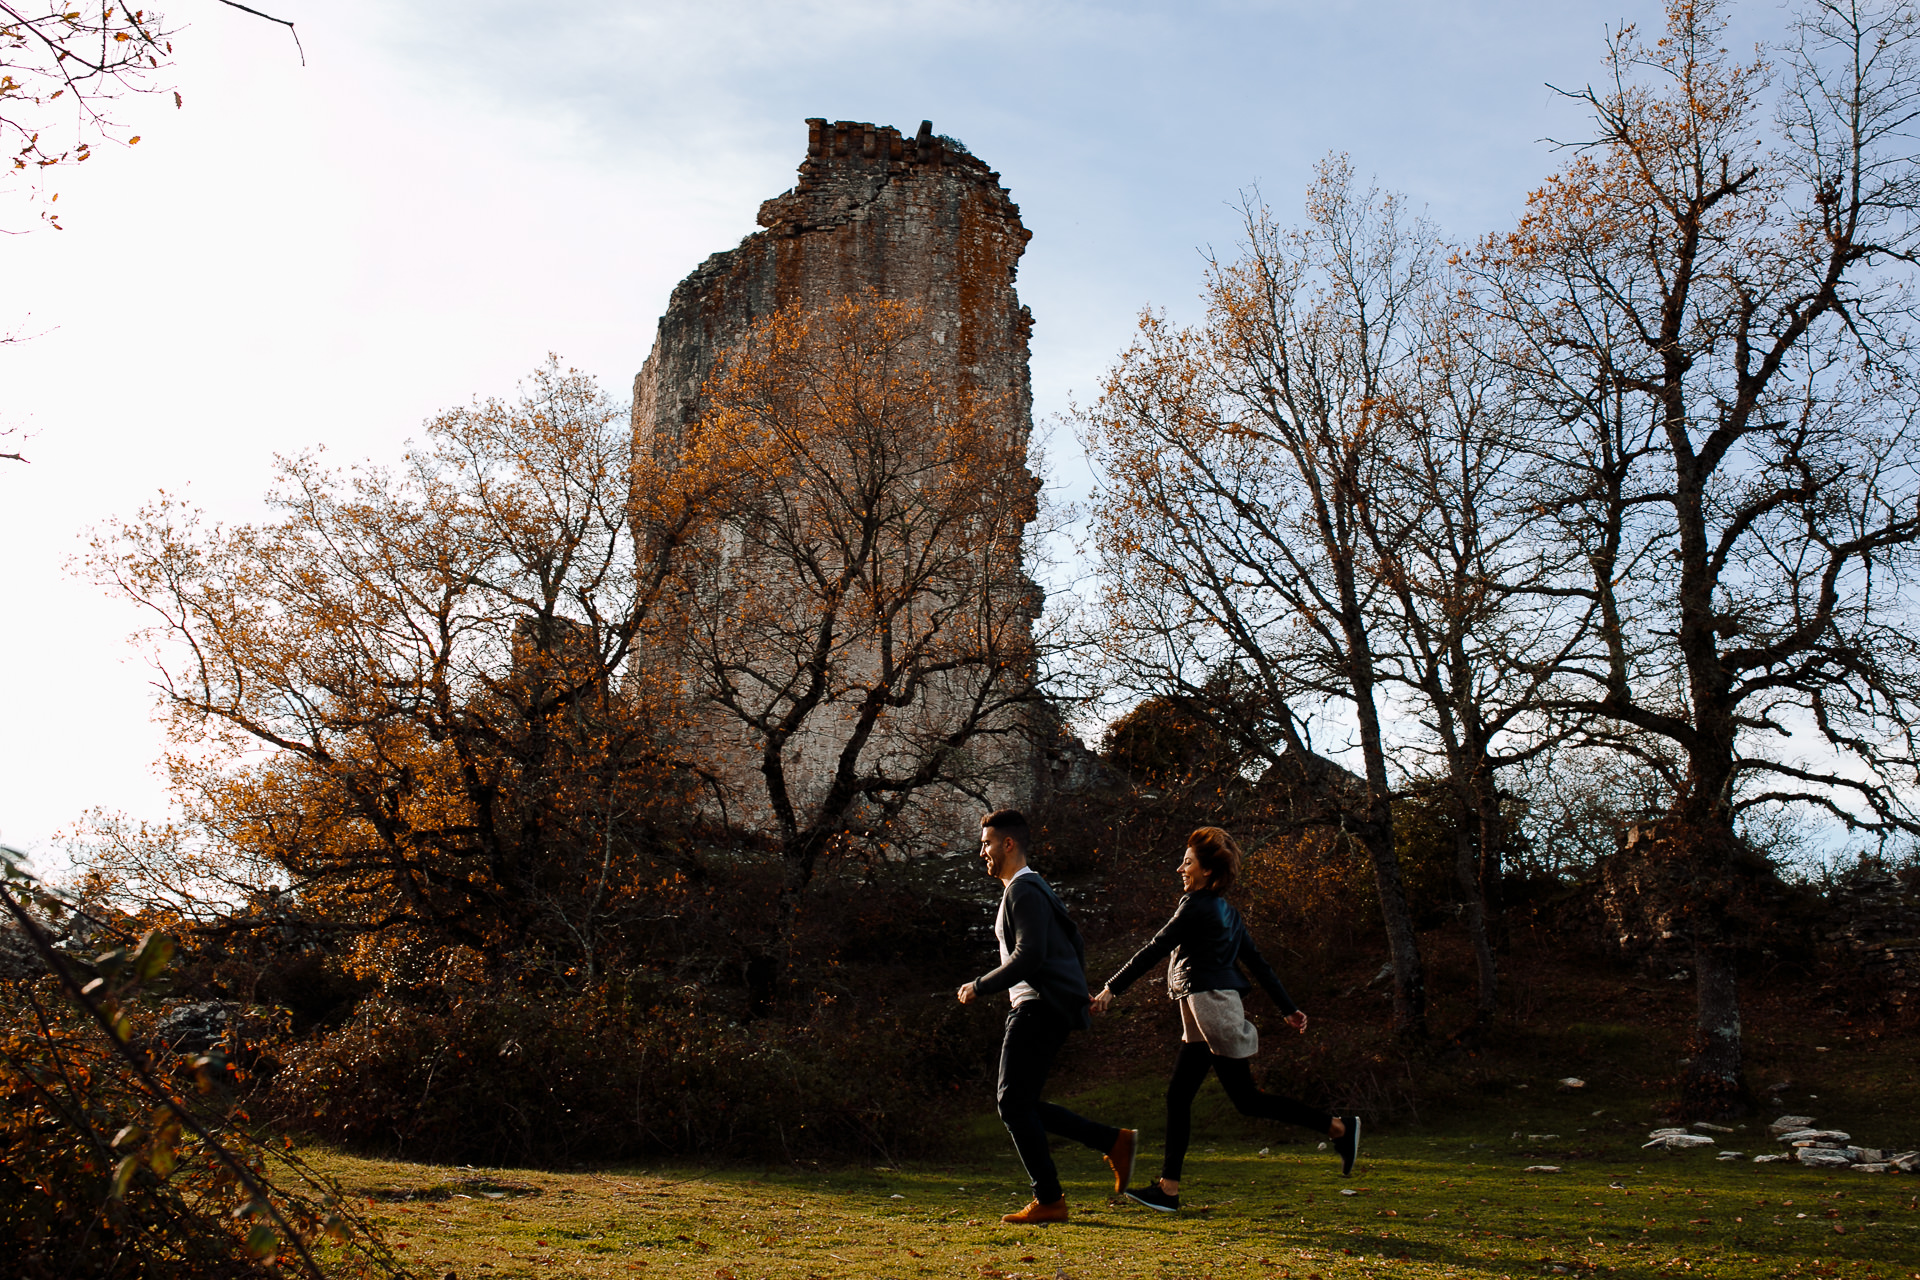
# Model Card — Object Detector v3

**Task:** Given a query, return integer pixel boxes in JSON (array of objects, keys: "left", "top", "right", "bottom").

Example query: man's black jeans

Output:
[{"left": 996, "top": 1001, "right": 1120, "bottom": 1204}]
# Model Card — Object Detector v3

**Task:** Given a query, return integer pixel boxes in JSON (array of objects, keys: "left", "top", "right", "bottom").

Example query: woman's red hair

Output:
[{"left": 1188, "top": 826, "right": 1242, "bottom": 891}]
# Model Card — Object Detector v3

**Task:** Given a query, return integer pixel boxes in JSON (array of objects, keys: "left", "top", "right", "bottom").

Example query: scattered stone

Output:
[
  {"left": 1753, "top": 1154, "right": 1790, "bottom": 1163},
  {"left": 1692, "top": 1122, "right": 1736, "bottom": 1134},
  {"left": 155, "top": 1001, "right": 241, "bottom": 1055},
  {"left": 1644, "top": 1132, "right": 1716, "bottom": 1150},
  {"left": 1796, "top": 1148, "right": 1856, "bottom": 1168},
  {"left": 1769, "top": 1115, "right": 1817, "bottom": 1135},
  {"left": 1852, "top": 1147, "right": 1885, "bottom": 1162},
  {"left": 1852, "top": 1164, "right": 1891, "bottom": 1174},
  {"left": 1525, "top": 1166, "right": 1563, "bottom": 1174},
  {"left": 1780, "top": 1129, "right": 1851, "bottom": 1144},
  {"left": 1716, "top": 1152, "right": 1745, "bottom": 1160},
  {"left": 1557, "top": 1077, "right": 1586, "bottom": 1090},
  {"left": 1340, "top": 1189, "right": 1357, "bottom": 1196},
  {"left": 1890, "top": 1153, "right": 1919, "bottom": 1173}
]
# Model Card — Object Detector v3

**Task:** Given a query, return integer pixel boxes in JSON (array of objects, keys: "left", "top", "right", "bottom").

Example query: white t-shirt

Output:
[{"left": 996, "top": 865, "right": 1041, "bottom": 1006}]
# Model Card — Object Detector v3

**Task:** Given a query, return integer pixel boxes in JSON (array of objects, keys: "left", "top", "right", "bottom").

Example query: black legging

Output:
[{"left": 1161, "top": 1040, "right": 1332, "bottom": 1182}]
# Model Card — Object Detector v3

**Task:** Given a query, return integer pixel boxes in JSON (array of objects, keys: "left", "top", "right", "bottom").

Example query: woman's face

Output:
[{"left": 1178, "top": 847, "right": 1209, "bottom": 892}]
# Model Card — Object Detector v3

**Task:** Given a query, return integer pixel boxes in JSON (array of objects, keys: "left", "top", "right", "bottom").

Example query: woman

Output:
[{"left": 1091, "top": 826, "right": 1358, "bottom": 1212}]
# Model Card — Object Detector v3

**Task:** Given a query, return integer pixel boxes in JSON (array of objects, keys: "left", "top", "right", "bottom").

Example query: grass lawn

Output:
[{"left": 301, "top": 1072, "right": 1920, "bottom": 1280}]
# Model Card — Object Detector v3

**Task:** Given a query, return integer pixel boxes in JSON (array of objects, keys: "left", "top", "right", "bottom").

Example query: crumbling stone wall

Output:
[
  {"left": 632, "top": 118, "right": 1040, "bottom": 849},
  {"left": 1819, "top": 861, "right": 1920, "bottom": 1015},
  {"left": 635, "top": 118, "right": 1034, "bottom": 461}
]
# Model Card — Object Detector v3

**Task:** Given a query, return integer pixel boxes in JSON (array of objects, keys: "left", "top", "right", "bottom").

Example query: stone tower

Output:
[
  {"left": 632, "top": 118, "right": 1040, "bottom": 847},
  {"left": 633, "top": 117, "right": 1034, "bottom": 458}
]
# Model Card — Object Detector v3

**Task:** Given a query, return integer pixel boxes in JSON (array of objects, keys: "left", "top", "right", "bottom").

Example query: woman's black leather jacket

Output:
[{"left": 1102, "top": 889, "right": 1297, "bottom": 1014}]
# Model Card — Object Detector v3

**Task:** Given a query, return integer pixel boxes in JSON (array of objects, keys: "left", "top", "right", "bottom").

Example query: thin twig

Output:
[{"left": 213, "top": 0, "right": 305, "bottom": 65}]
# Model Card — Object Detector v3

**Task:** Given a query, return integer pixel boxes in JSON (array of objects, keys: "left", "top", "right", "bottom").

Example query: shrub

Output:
[
  {"left": 0, "top": 932, "right": 405, "bottom": 1279},
  {"left": 266, "top": 978, "right": 996, "bottom": 1166}
]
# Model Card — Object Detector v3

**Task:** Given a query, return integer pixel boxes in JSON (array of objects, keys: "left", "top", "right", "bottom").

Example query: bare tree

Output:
[
  {"left": 1480, "top": 0, "right": 1920, "bottom": 1113},
  {"left": 1082, "top": 161, "right": 1436, "bottom": 1038},
  {"left": 1368, "top": 288, "right": 1596, "bottom": 1026}
]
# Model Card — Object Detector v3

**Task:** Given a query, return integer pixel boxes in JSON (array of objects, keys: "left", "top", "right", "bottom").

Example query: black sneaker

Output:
[
  {"left": 1332, "top": 1114, "right": 1362, "bottom": 1176},
  {"left": 1125, "top": 1182, "right": 1180, "bottom": 1213}
]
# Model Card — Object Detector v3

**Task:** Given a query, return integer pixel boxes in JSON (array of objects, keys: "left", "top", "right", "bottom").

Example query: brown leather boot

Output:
[
  {"left": 1104, "top": 1128, "right": 1138, "bottom": 1195},
  {"left": 1001, "top": 1197, "right": 1069, "bottom": 1225}
]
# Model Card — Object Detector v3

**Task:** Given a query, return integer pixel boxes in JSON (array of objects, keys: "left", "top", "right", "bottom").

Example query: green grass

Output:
[
  {"left": 292, "top": 935, "right": 1920, "bottom": 1278},
  {"left": 302, "top": 1072, "right": 1920, "bottom": 1280}
]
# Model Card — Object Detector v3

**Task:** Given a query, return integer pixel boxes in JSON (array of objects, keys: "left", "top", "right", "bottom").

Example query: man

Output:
[{"left": 959, "top": 809, "right": 1136, "bottom": 1225}]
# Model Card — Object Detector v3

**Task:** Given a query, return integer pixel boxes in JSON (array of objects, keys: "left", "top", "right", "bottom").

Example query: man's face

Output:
[{"left": 980, "top": 825, "right": 1017, "bottom": 879}]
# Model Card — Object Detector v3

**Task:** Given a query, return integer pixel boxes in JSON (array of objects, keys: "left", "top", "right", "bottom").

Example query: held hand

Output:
[
  {"left": 1090, "top": 987, "right": 1115, "bottom": 1015},
  {"left": 957, "top": 981, "right": 978, "bottom": 1005},
  {"left": 1284, "top": 1010, "right": 1308, "bottom": 1034}
]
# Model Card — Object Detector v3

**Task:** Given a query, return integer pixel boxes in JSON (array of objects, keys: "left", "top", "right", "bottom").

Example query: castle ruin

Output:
[{"left": 632, "top": 118, "right": 1042, "bottom": 849}]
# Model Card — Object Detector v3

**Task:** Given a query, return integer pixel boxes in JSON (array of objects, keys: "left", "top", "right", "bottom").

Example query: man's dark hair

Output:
[{"left": 982, "top": 809, "right": 1031, "bottom": 853}]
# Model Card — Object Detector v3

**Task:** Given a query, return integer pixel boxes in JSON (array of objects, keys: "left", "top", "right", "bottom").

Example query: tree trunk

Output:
[
  {"left": 1479, "top": 782, "right": 1509, "bottom": 952},
  {"left": 1672, "top": 814, "right": 1749, "bottom": 1118},
  {"left": 1354, "top": 816, "right": 1427, "bottom": 1039},
  {"left": 1346, "top": 667, "right": 1427, "bottom": 1038},
  {"left": 1454, "top": 811, "right": 1498, "bottom": 1027},
  {"left": 1682, "top": 933, "right": 1747, "bottom": 1119}
]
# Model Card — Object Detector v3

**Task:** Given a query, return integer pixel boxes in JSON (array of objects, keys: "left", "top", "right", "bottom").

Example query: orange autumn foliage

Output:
[{"left": 87, "top": 359, "right": 705, "bottom": 988}]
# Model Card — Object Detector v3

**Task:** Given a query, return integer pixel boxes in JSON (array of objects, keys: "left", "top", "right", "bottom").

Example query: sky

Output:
[{"left": 0, "top": 0, "right": 1799, "bottom": 870}]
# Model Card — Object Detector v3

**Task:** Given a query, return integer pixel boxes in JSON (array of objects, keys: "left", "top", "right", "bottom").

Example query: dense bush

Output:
[{"left": 266, "top": 977, "right": 997, "bottom": 1166}]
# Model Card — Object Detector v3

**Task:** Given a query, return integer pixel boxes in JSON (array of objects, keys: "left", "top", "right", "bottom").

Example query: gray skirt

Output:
[{"left": 1178, "top": 989, "right": 1259, "bottom": 1059}]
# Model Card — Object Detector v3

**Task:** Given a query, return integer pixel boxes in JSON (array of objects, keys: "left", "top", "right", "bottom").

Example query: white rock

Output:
[
  {"left": 1781, "top": 1129, "right": 1851, "bottom": 1144},
  {"left": 1716, "top": 1151, "right": 1745, "bottom": 1160},
  {"left": 1644, "top": 1133, "right": 1716, "bottom": 1150},
  {"left": 1648, "top": 1127, "right": 1692, "bottom": 1139},
  {"left": 1525, "top": 1166, "right": 1563, "bottom": 1173},
  {"left": 1769, "top": 1115, "right": 1816, "bottom": 1134},
  {"left": 1891, "top": 1153, "right": 1919, "bottom": 1173},
  {"left": 1796, "top": 1148, "right": 1856, "bottom": 1167},
  {"left": 1692, "top": 1122, "right": 1735, "bottom": 1134},
  {"left": 1852, "top": 1163, "right": 1891, "bottom": 1174},
  {"left": 1558, "top": 1078, "right": 1586, "bottom": 1089},
  {"left": 1753, "top": 1154, "right": 1790, "bottom": 1163}
]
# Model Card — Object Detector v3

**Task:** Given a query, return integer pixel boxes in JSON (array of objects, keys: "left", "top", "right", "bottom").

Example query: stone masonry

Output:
[
  {"left": 634, "top": 118, "right": 1034, "bottom": 460},
  {"left": 632, "top": 119, "right": 1040, "bottom": 849}
]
